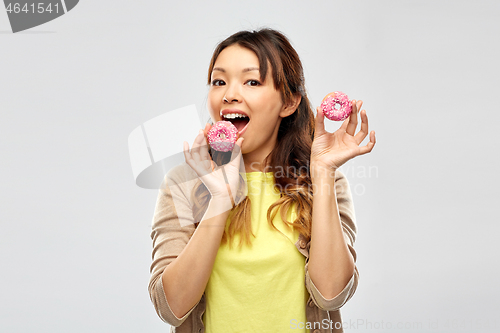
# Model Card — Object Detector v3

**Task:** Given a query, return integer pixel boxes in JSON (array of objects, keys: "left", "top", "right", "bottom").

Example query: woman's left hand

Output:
[{"left": 311, "top": 100, "right": 376, "bottom": 171}]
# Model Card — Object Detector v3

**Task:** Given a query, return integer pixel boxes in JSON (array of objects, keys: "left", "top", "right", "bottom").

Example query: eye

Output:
[
  {"left": 211, "top": 79, "right": 225, "bottom": 86},
  {"left": 245, "top": 80, "right": 261, "bottom": 86}
]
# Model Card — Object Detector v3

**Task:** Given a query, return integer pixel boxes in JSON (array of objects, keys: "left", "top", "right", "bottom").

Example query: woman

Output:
[{"left": 149, "top": 28, "right": 376, "bottom": 333}]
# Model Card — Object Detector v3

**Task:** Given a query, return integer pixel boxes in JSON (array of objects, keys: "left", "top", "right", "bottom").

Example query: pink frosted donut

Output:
[
  {"left": 207, "top": 120, "right": 239, "bottom": 152},
  {"left": 320, "top": 91, "right": 352, "bottom": 121}
]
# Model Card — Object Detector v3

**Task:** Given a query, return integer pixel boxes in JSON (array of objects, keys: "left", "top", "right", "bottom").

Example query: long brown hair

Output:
[{"left": 192, "top": 28, "right": 315, "bottom": 249}]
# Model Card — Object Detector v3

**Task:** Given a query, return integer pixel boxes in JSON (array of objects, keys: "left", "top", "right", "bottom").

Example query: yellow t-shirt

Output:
[{"left": 203, "top": 172, "right": 310, "bottom": 332}]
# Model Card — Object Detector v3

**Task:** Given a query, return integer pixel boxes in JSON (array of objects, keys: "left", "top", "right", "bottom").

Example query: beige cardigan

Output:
[{"left": 148, "top": 163, "right": 359, "bottom": 333}]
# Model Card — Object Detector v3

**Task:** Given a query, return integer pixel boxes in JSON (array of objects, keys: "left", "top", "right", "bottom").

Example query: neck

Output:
[
  {"left": 243, "top": 140, "right": 277, "bottom": 173},
  {"left": 243, "top": 118, "right": 282, "bottom": 173},
  {"left": 243, "top": 151, "right": 271, "bottom": 173}
]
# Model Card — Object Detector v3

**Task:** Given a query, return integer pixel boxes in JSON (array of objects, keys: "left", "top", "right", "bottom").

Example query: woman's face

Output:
[{"left": 208, "top": 44, "right": 293, "bottom": 164}]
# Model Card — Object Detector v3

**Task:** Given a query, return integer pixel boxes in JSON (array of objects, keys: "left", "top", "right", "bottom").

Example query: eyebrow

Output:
[{"left": 212, "top": 67, "right": 260, "bottom": 73}]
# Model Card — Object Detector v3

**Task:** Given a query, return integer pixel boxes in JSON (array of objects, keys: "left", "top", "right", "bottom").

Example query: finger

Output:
[
  {"left": 191, "top": 130, "right": 205, "bottom": 164},
  {"left": 345, "top": 100, "right": 359, "bottom": 136},
  {"left": 314, "top": 106, "right": 327, "bottom": 138},
  {"left": 234, "top": 136, "right": 244, "bottom": 147},
  {"left": 203, "top": 123, "right": 211, "bottom": 140},
  {"left": 183, "top": 141, "right": 195, "bottom": 169},
  {"left": 354, "top": 109, "right": 369, "bottom": 145},
  {"left": 358, "top": 130, "right": 376, "bottom": 155},
  {"left": 229, "top": 137, "right": 244, "bottom": 168},
  {"left": 199, "top": 129, "right": 211, "bottom": 162},
  {"left": 340, "top": 117, "right": 350, "bottom": 132},
  {"left": 356, "top": 100, "right": 363, "bottom": 111},
  {"left": 184, "top": 140, "right": 212, "bottom": 177}
]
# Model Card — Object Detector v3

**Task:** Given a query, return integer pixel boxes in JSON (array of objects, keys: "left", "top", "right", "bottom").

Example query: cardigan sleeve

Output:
[
  {"left": 148, "top": 163, "right": 202, "bottom": 327},
  {"left": 304, "top": 169, "right": 359, "bottom": 311}
]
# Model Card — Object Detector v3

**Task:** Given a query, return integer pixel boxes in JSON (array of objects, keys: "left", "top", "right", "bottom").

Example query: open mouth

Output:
[{"left": 222, "top": 114, "right": 250, "bottom": 135}]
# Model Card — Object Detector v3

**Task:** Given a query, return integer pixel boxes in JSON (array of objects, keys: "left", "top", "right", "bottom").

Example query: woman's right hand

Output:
[{"left": 183, "top": 123, "right": 245, "bottom": 202}]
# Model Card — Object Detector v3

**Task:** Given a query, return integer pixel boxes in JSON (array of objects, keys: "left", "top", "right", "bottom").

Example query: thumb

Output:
[
  {"left": 315, "top": 106, "right": 326, "bottom": 138},
  {"left": 236, "top": 137, "right": 244, "bottom": 147},
  {"left": 229, "top": 137, "right": 244, "bottom": 168},
  {"left": 203, "top": 123, "right": 210, "bottom": 142}
]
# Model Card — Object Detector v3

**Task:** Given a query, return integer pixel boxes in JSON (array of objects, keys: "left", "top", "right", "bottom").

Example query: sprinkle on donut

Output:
[
  {"left": 207, "top": 120, "right": 239, "bottom": 152},
  {"left": 320, "top": 91, "right": 352, "bottom": 121}
]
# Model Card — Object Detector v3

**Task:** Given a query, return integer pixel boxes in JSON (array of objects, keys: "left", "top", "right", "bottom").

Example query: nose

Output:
[
  {"left": 224, "top": 96, "right": 238, "bottom": 103},
  {"left": 223, "top": 83, "right": 241, "bottom": 103}
]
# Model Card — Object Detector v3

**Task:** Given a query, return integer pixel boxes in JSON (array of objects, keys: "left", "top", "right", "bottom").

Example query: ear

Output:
[{"left": 279, "top": 94, "right": 302, "bottom": 118}]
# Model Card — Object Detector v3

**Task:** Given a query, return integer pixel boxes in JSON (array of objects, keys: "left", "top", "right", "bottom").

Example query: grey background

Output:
[{"left": 1, "top": 0, "right": 499, "bottom": 332}]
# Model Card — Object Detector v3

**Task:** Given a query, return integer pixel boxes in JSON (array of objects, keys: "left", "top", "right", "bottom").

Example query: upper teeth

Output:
[{"left": 222, "top": 113, "right": 247, "bottom": 119}]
